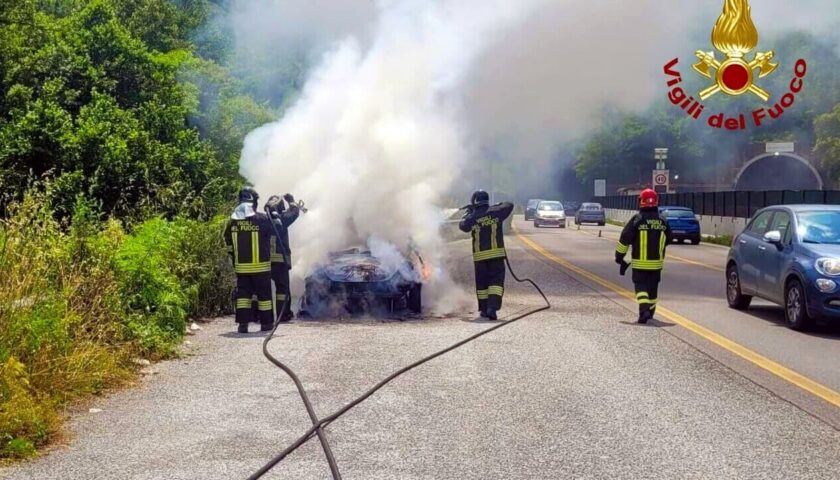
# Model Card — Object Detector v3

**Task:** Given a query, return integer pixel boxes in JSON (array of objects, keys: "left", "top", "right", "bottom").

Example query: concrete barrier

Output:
[{"left": 605, "top": 209, "right": 749, "bottom": 238}]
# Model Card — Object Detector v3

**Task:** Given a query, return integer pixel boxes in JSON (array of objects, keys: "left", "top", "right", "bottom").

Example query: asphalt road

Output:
[
  {"left": 523, "top": 218, "right": 840, "bottom": 420},
  {"left": 3, "top": 228, "right": 840, "bottom": 479}
]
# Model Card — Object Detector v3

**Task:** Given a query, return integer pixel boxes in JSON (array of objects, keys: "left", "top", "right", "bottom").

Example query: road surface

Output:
[{"left": 2, "top": 219, "right": 839, "bottom": 479}]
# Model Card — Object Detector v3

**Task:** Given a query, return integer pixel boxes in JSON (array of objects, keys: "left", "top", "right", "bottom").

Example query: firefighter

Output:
[
  {"left": 224, "top": 187, "right": 275, "bottom": 333},
  {"left": 265, "top": 193, "right": 300, "bottom": 322},
  {"left": 615, "top": 188, "right": 672, "bottom": 324},
  {"left": 459, "top": 190, "right": 514, "bottom": 320}
]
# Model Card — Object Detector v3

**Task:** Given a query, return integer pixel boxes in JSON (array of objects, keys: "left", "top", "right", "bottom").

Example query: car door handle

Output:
[
  {"left": 739, "top": 239, "right": 747, "bottom": 244},
  {"left": 758, "top": 245, "right": 766, "bottom": 251}
]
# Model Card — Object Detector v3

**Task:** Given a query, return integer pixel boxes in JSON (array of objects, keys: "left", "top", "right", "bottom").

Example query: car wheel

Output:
[
  {"left": 598, "top": 221, "right": 605, "bottom": 226},
  {"left": 726, "top": 264, "right": 752, "bottom": 310},
  {"left": 408, "top": 284, "right": 422, "bottom": 314},
  {"left": 533, "top": 221, "right": 539, "bottom": 228},
  {"left": 691, "top": 237, "right": 701, "bottom": 245},
  {"left": 784, "top": 279, "right": 814, "bottom": 331}
]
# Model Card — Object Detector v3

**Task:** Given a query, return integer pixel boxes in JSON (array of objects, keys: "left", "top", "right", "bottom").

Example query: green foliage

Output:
[
  {"left": 0, "top": 0, "right": 275, "bottom": 220},
  {"left": 0, "top": 0, "right": 281, "bottom": 460},
  {"left": 0, "top": 191, "right": 233, "bottom": 458}
]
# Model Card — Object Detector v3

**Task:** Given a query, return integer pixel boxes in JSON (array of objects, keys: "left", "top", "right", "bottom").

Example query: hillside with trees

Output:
[
  {"left": 574, "top": 32, "right": 840, "bottom": 193},
  {"left": 0, "top": 0, "right": 294, "bottom": 459}
]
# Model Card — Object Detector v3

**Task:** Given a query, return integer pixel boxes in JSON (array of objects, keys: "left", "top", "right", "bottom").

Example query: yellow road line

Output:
[
  {"left": 512, "top": 224, "right": 840, "bottom": 410},
  {"left": 575, "top": 227, "right": 724, "bottom": 272}
]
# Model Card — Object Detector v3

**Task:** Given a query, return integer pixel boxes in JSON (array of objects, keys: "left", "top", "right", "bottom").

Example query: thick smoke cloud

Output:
[{"left": 239, "top": 0, "right": 544, "bottom": 312}]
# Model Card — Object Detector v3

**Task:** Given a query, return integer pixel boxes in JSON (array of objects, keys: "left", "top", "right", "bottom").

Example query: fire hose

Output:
[{"left": 250, "top": 208, "right": 551, "bottom": 480}]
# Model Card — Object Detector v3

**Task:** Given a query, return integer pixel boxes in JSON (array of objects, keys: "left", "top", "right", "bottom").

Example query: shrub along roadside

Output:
[{"left": 0, "top": 193, "right": 234, "bottom": 459}]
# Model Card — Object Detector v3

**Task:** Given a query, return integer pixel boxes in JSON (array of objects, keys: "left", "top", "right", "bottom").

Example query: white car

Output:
[{"left": 533, "top": 201, "right": 566, "bottom": 228}]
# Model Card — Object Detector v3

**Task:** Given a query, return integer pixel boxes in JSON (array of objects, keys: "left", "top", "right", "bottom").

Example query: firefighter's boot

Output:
[
  {"left": 238, "top": 323, "right": 249, "bottom": 334},
  {"left": 486, "top": 307, "right": 498, "bottom": 321}
]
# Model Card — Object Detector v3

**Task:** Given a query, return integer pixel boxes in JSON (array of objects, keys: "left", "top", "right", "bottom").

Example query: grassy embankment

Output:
[{"left": 0, "top": 193, "right": 234, "bottom": 459}]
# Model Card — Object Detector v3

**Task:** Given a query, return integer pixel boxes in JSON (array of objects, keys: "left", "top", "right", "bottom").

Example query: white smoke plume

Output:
[{"left": 239, "top": 0, "right": 545, "bottom": 312}]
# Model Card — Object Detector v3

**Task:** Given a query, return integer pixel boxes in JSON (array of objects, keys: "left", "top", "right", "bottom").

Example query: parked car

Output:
[
  {"left": 525, "top": 199, "right": 542, "bottom": 221},
  {"left": 575, "top": 202, "right": 606, "bottom": 226},
  {"left": 726, "top": 205, "right": 840, "bottom": 330},
  {"left": 533, "top": 201, "right": 566, "bottom": 228},
  {"left": 660, "top": 206, "right": 701, "bottom": 245},
  {"left": 563, "top": 201, "right": 581, "bottom": 216}
]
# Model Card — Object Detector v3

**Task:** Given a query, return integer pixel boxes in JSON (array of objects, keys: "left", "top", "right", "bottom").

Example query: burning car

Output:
[{"left": 299, "top": 246, "right": 425, "bottom": 317}]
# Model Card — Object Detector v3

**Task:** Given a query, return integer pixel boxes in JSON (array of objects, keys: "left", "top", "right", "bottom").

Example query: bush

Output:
[{"left": 0, "top": 192, "right": 233, "bottom": 458}]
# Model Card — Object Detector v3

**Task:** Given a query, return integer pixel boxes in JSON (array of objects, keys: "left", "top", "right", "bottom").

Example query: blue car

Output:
[
  {"left": 660, "top": 206, "right": 701, "bottom": 245},
  {"left": 726, "top": 205, "right": 840, "bottom": 330}
]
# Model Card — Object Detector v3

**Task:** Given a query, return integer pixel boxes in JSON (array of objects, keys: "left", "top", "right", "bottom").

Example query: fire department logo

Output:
[{"left": 692, "top": 0, "right": 777, "bottom": 101}]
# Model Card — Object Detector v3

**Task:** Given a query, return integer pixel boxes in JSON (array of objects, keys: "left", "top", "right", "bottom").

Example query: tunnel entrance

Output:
[{"left": 734, "top": 153, "right": 823, "bottom": 191}]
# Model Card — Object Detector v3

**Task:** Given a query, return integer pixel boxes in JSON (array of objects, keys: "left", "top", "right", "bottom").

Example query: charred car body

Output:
[{"left": 299, "top": 247, "right": 424, "bottom": 317}]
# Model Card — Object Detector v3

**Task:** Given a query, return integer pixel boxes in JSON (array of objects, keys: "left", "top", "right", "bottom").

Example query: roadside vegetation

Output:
[{"left": 0, "top": 0, "right": 299, "bottom": 459}]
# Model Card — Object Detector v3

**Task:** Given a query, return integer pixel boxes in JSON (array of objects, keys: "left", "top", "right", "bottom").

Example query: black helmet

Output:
[
  {"left": 239, "top": 187, "right": 259, "bottom": 204},
  {"left": 266, "top": 195, "right": 285, "bottom": 212},
  {"left": 471, "top": 190, "right": 490, "bottom": 207}
]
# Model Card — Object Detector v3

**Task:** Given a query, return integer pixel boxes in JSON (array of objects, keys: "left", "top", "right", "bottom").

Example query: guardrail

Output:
[{"left": 595, "top": 190, "right": 840, "bottom": 219}]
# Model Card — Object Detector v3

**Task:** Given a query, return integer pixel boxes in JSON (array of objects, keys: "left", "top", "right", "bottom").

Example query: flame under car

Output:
[{"left": 299, "top": 247, "right": 423, "bottom": 317}]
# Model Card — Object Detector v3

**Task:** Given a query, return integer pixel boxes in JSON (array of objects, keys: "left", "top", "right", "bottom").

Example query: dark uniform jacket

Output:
[
  {"left": 224, "top": 209, "right": 273, "bottom": 274},
  {"left": 269, "top": 206, "right": 300, "bottom": 266},
  {"left": 459, "top": 202, "right": 514, "bottom": 262},
  {"left": 615, "top": 208, "right": 672, "bottom": 271}
]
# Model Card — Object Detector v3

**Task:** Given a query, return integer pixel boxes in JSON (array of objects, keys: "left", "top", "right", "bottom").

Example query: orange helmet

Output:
[{"left": 639, "top": 188, "right": 659, "bottom": 208}]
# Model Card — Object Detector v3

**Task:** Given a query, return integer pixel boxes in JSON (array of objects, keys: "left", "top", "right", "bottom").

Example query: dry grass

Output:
[{"left": 0, "top": 193, "right": 233, "bottom": 459}]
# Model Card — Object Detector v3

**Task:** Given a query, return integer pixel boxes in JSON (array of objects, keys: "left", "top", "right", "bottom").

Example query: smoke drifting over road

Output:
[{"left": 235, "top": 0, "right": 835, "bottom": 311}]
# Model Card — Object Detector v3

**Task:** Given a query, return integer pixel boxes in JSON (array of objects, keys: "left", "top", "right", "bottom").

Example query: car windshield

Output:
[
  {"left": 527, "top": 200, "right": 540, "bottom": 208},
  {"left": 582, "top": 204, "right": 602, "bottom": 210},
  {"left": 664, "top": 209, "right": 695, "bottom": 219},
  {"left": 796, "top": 211, "right": 840, "bottom": 244},
  {"left": 539, "top": 202, "right": 563, "bottom": 211}
]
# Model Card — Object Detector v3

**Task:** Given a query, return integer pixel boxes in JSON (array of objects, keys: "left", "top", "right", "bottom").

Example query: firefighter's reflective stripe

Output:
[
  {"left": 251, "top": 232, "right": 258, "bottom": 264},
  {"left": 616, "top": 242, "right": 629, "bottom": 254},
  {"left": 631, "top": 259, "right": 664, "bottom": 270},
  {"left": 487, "top": 285, "right": 504, "bottom": 296},
  {"left": 276, "top": 293, "right": 287, "bottom": 301},
  {"left": 270, "top": 237, "right": 286, "bottom": 263},
  {"left": 257, "top": 300, "right": 273, "bottom": 311},
  {"left": 490, "top": 222, "right": 498, "bottom": 250},
  {"left": 636, "top": 292, "right": 657, "bottom": 305},
  {"left": 235, "top": 298, "right": 251, "bottom": 309},
  {"left": 639, "top": 231, "right": 648, "bottom": 261},
  {"left": 473, "top": 229, "right": 480, "bottom": 254},
  {"left": 235, "top": 262, "right": 272, "bottom": 274},
  {"left": 232, "top": 232, "right": 239, "bottom": 259},
  {"left": 476, "top": 289, "right": 489, "bottom": 299},
  {"left": 659, "top": 232, "right": 667, "bottom": 259},
  {"left": 473, "top": 248, "right": 506, "bottom": 262}
]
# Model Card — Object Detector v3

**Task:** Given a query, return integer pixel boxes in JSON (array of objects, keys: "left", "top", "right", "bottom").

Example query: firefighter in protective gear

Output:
[
  {"left": 224, "top": 187, "right": 275, "bottom": 333},
  {"left": 266, "top": 194, "right": 300, "bottom": 322},
  {"left": 615, "top": 188, "right": 672, "bottom": 324},
  {"left": 459, "top": 190, "right": 514, "bottom": 320}
]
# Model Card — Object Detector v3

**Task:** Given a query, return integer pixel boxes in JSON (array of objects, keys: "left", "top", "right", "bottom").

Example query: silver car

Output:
[{"left": 533, "top": 201, "right": 566, "bottom": 228}]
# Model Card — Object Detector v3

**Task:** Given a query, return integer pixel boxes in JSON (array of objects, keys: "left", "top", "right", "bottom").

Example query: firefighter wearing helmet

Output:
[
  {"left": 265, "top": 193, "right": 300, "bottom": 322},
  {"left": 459, "top": 190, "right": 514, "bottom": 320},
  {"left": 615, "top": 189, "right": 672, "bottom": 324},
  {"left": 224, "top": 187, "right": 275, "bottom": 333}
]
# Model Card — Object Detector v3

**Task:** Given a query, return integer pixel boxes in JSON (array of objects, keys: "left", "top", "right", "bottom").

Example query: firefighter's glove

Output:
[{"left": 619, "top": 261, "right": 630, "bottom": 276}]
